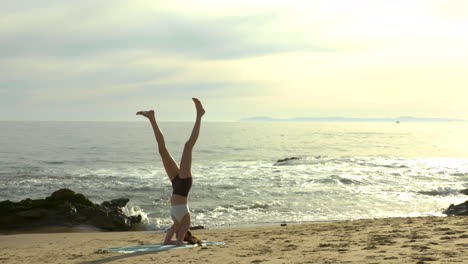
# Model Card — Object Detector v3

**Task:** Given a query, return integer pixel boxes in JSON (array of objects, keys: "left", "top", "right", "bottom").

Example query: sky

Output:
[{"left": 1, "top": 0, "right": 468, "bottom": 121}]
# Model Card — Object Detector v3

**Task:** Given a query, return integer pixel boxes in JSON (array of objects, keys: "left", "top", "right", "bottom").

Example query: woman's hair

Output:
[{"left": 184, "top": 230, "right": 202, "bottom": 245}]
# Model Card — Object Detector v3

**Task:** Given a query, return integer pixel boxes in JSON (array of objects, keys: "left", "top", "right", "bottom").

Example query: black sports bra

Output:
[{"left": 171, "top": 174, "right": 192, "bottom": 197}]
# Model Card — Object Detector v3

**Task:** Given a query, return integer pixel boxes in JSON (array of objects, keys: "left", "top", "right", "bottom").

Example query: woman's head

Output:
[{"left": 184, "top": 230, "right": 202, "bottom": 245}]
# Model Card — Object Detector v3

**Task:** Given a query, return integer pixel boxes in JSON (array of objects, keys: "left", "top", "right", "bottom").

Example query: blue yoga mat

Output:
[{"left": 98, "top": 241, "right": 225, "bottom": 254}]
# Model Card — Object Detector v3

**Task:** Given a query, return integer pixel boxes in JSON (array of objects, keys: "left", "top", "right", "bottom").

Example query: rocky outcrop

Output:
[
  {"left": 274, "top": 157, "right": 300, "bottom": 166},
  {"left": 443, "top": 201, "right": 468, "bottom": 216},
  {"left": 0, "top": 189, "right": 142, "bottom": 232}
]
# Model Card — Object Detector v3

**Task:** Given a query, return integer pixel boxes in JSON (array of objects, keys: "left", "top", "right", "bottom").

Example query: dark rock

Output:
[
  {"left": 90, "top": 214, "right": 130, "bottom": 231},
  {"left": 0, "top": 200, "right": 15, "bottom": 214},
  {"left": 274, "top": 157, "right": 300, "bottom": 166},
  {"left": 131, "top": 214, "right": 143, "bottom": 224},
  {"left": 460, "top": 189, "right": 468, "bottom": 195},
  {"left": 101, "top": 198, "right": 129, "bottom": 208},
  {"left": 0, "top": 188, "right": 142, "bottom": 232},
  {"left": 46, "top": 189, "right": 94, "bottom": 207},
  {"left": 15, "top": 208, "right": 48, "bottom": 218},
  {"left": 443, "top": 201, "right": 468, "bottom": 216}
]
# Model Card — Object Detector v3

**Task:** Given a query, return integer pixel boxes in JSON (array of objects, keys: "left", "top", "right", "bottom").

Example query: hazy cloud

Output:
[
  {"left": 1, "top": 11, "right": 336, "bottom": 59},
  {"left": 1, "top": 0, "right": 468, "bottom": 121}
]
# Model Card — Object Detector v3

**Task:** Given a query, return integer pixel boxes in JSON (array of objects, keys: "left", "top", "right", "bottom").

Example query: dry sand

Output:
[{"left": 1, "top": 216, "right": 467, "bottom": 264}]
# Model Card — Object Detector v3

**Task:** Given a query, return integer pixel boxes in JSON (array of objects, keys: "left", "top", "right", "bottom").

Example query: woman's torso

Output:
[
  {"left": 171, "top": 194, "right": 188, "bottom": 205},
  {"left": 170, "top": 175, "right": 192, "bottom": 205}
]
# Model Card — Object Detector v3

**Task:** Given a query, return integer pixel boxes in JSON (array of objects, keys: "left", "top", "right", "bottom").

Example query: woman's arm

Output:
[{"left": 164, "top": 224, "right": 176, "bottom": 245}]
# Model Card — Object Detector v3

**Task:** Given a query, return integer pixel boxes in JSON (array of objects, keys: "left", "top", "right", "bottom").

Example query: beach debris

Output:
[
  {"left": 0, "top": 188, "right": 142, "bottom": 232},
  {"left": 280, "top": 223, "right": 287, "bottom": 227},
  {"left": 443, "top": 200, "right": 468, "bottom": 216}
]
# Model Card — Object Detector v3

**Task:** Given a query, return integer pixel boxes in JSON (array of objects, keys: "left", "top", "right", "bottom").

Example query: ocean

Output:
[{"left": 1, "top": 121, "right": 467, "bottom": 230}]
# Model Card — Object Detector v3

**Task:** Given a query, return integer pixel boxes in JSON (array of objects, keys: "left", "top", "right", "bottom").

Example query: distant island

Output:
[{"left": 240, "top": 116, "right": 467, "bottom": 123}]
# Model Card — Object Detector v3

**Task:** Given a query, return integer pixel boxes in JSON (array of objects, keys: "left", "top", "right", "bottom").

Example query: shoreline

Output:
[
  {"left": 0, "top": 216, "right": 428, "bottom": 235},
  {"left": 1, "top": 216, "right": 467, "bottom": 264},
  {"left": 0, "top": 214, "right": 452, "bottom": 235}
]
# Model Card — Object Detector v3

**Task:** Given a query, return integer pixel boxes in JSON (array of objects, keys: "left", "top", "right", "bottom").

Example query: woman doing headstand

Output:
[{"left": 137, "top": 98, "right": 205, "bottom": 246}]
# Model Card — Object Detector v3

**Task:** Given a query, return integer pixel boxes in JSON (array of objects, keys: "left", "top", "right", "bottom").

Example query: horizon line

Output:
[
  {"left": 239, "top": 116, "right": 468, "bottom": 122},
  {"left": 1, "top": 115, "right": 467, "bottom": 123}
]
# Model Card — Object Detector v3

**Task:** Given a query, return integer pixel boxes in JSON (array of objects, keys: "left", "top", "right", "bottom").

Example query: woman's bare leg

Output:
[
  {"left": 136, "top": 110, "right": 179, "bottom": 180},
  {"left": 175, "top": 214, "right": 192, "bottom": 245},
  {"left": 163, "top": 215, "right": 191, "bottom": 246},
  {"left": 179, "top": 98, "right": 205, "bottom": 179},
  {"left": 163, "top": 223, "right": 177, "bottom": 245}
]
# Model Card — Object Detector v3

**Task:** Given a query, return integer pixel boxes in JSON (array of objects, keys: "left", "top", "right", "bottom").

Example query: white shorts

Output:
[{"left": 171, "top": 204, "right": 190, "bottom": 223}]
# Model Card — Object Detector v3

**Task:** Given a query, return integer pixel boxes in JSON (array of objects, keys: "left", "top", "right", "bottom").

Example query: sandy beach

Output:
[{"left": 1, "top": 216, "right": 467, "bottom": 264}]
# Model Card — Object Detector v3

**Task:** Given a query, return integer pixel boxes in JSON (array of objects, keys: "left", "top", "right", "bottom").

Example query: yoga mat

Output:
[{"left": 98, "top": 241, "right": 225, "bottom": 254}]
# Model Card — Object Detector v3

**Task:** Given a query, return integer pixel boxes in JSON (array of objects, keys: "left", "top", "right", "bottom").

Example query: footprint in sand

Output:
[
  {"left": 280, "top": 244, "right": 298, "bottom": 252},
  {"left": 414, "top": 256, "right": 439, "bottom": 263}
]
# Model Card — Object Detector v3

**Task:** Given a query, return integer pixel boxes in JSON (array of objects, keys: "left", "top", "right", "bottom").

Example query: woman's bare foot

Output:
[
  {"left": 136, "top": 110, "right": 155, "bottom": 119},
  {"left": 192, "top": 98, "right": 205, "bottom": 117}
]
